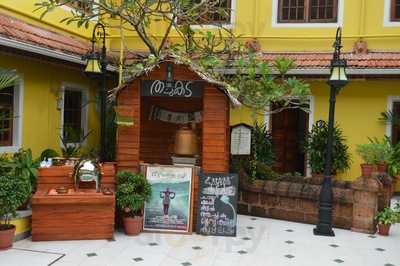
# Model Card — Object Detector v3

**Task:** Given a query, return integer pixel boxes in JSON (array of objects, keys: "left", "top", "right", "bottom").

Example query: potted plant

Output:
[
  {"left": 356, "top": 143, "right": 377, "bottom": 177},
  {"left": 375, "top": 207, "right": 399, "bottom": 236},
  {"left": 305, "top": 120, "right": 351, "bottom": 177},
  {"left": 0, "top": 172, "right": 31, "bottom": 249},
  {"left": 116, "top": 171, "right": 152, "bottom": 236},
  {"left": 368, "top": 137, "right": 393, "bottom": 174}
]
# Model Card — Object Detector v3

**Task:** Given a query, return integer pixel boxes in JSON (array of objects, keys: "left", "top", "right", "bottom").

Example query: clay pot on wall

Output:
[
  {"left": 377, "top": 163, "right": 388, "bottom": 175},
  {"left": 377, "top": 224, "right": 391, "bottom": 236},
  {"left": 123, "top": 216, "right": 143, "bottom": 236},
  {"left": 0, "top": 225, "right": 15, "bottom": 250},
  {"left": 360, "top": 164, "right": 375, "bottom": 178}
]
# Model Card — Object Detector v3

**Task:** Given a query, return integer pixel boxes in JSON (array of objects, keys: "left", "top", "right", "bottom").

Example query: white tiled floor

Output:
[{"left": 1, "top": 213, "right": 399, "bottom": 266}]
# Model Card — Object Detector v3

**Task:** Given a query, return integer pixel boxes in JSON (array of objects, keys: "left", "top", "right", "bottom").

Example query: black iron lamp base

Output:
[{"left": 313, "top": 226, "right": 335, "bottom": 237}]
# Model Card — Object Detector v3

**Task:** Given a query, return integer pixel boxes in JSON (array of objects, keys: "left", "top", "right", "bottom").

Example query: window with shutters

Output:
[
  {"left": 0, "top": 87, "right": 14, "bottom": 147},
  {"left": 278, "top": 0, "right": 338, "bottom": 23},
  {"left": 391, "top": 0, "right": 400, "bottom": 21}
]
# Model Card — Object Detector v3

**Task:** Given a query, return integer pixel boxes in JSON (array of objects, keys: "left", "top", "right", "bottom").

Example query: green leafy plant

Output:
[
  {"left": 251, "top": 122, "right": 274, "bottom": 166},
  {"left": 356, "top": 143, "right": 377, "bottom": 164},
  {"left": 0, "top": 149, "right": 39, "bottom": 193},
  {"left": 39, "top": 148, "right": 60, "bottom": 161},
  {"left": 356, "top": 137, "right": 393, "bottom": 166},
  {"left": 367, "top": 137, "right": 392, "bottom": 164},
  {"left": 305, "top": 120, "right": 351, "bottom": 175},
  {"left": 0, "top": 69, "right": 18, "bottom": 90},
  {"left": 388, "top": 143, "right": 400, "bottom": 176},
  {"left": 376, "top": 207, "right": 399, "bottom": 225},
  {"left": 116, "top": 171, "right": 152, "bottom": 217},
  {"left": 60, "top": 127, "right": 92, "bottom": 159},
  {"left": 0, "top": 173, "right": 31, "bottom": 229}
]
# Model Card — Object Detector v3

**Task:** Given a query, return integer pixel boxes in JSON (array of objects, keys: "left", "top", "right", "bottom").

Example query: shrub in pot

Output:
[
  {"left": 368, "top": 137, "right": 392, "bottom": 174},
  {"left": 356, "top": 144, "right": 377, "bottom": 177},
  {"left": 0, "top": 173, "right": 31, "bottom": 249},
  {"left": 305, "top": 120, "right": 351, "bottom": 177},
  {"left": 116, "top": 171, "right": 151, "bottom": 236},
  {"left": 375, "top": 207, "right": 398, "bottom": 236}
]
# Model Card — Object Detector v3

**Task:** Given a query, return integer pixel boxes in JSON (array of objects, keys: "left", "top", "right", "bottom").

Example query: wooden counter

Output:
[{"left": 31, "top": 164, "right": 116, "bottom": 241}]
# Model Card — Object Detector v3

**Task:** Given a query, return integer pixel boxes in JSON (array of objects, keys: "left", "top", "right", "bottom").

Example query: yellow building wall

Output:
[
  {"left": 0, "top": 0, "right": 94, "bottom": 40},
  {"left": 108, "top": 0, "right": 400, "bottom": 52},
  {"left": 0, "top": 53, "right": 100, "bottom": 158},
  {"left": 312, "top": 80, "right": 400, "bottom": 181}
]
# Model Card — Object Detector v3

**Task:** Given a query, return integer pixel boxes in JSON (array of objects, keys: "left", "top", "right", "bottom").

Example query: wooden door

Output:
[{"left": 271, "top": 107, "right": 308, "bottom": 174}]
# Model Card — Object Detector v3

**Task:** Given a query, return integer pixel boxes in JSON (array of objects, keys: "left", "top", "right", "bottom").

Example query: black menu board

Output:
[{"left": 196, "top": 173, "right": 238, "bottom": 237}]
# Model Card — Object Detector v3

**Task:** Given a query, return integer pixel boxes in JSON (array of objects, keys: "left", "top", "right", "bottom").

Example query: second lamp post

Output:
[{"left": 314, "top": 27, "right": 349, "bottom": 237}]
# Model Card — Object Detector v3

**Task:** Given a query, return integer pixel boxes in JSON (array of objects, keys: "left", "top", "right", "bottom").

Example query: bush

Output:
[
  {"left": 305, "top": 120, "right": 351, "bottom": 175},
  {"left": 116, "top": 171, "right": 152, "bottom": 217},
  {"left": 356, "top": 137, "right": 393, "bottom": 165},
  {"left": 39, "top": 149, "right": 60, "bottom": 161},
  {"left": 376, "top": 207, "right": 399, "bottom": 225},
  {"left": 251, "top": 122, "right": 274, "bottom": 166},
  {"left": 0, "top": 173, "right": 31, "bottom": 229},
  {"left": 0, "top": 149, "right": 39, "bottom": 193}
]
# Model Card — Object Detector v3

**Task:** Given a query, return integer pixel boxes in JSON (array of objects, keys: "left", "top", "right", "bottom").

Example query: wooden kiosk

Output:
[
  {"left": 114, "top": 59, "right": 240, "bottom": 229},
  {"left": 31, "top": 164, "right": 116, "bottom": 241}
]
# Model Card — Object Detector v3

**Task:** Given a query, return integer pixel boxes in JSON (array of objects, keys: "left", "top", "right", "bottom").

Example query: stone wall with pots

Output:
[{"left": 238, "top": 173, "right": 388, "bottom": 234}]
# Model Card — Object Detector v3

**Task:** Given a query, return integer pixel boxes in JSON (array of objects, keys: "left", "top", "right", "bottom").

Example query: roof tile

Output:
[{"left": 0, "top": 11, "right": 90, "bottom": 56}]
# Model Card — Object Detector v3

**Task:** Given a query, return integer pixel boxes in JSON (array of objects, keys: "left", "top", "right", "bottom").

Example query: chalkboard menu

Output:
[{"left": 196, "top": 173, "right": 239, "bottom": 237}]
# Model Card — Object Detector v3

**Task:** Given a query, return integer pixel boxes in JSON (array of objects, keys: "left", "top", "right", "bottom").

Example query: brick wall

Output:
[{"left": 239, "top": 171, "right": 393, "bottom": 234}]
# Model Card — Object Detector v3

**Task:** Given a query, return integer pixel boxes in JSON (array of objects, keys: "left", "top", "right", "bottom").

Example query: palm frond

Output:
[{"left": 0, "top": 69, "right": 19, "bottom": 90}]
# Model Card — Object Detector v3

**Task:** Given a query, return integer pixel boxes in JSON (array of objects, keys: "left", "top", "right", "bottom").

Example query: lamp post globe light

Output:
[
  {"left": 313, "top": 27, "right": 348, "bottom": 237},
  {"left": 83, "top": 22, "right": 107, "bottom": 162}
]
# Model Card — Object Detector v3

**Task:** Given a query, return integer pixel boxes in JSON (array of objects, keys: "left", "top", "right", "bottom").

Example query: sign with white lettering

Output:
[
  {"left": 196, "top": 172, "right": 238, "bottom": 237},
  {"left": 141, "top": 80, "right": 203, "bottom": 98}
]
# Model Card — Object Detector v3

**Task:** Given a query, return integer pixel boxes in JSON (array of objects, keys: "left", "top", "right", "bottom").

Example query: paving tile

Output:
[{"left": 334, "top": 259, "right": 345, "bottom": 263}]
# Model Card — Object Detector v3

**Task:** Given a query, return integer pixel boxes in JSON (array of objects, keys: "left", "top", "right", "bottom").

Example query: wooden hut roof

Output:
[{"left": 110, "top": 55, "right": 241, "bottom": 107}]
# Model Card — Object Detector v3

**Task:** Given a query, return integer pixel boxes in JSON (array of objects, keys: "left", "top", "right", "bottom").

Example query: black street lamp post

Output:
[
  {"left": 83, "top": 22, "right": 107, "bottom": 162},
  {"left": 314, "top": 27, "right": 348, "bottom": 237}
]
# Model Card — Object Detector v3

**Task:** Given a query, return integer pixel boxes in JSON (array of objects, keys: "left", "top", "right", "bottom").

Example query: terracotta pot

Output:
[
  {"left": 377, "top": 163, "right": 388, "bottom": 175},
  {"left": 361, "top": 164, "right": 374, "bottom": 178},
  {"left": 0, "top": 225, "right": 15, "bottom": 250},
  {"left": 123, "top": 216, "right": 143, "bottom": 236},
  {"left": 377, "top": 223, "right": 391, "bottom": 236}
]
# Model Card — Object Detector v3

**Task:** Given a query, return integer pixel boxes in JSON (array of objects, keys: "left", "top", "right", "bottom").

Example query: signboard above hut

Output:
[
  {"left": 141, "top": 64, "right": 203, "bottom": 98},
  {"left": 141, "top": 80, "right": 203, "bottom": 98}
]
